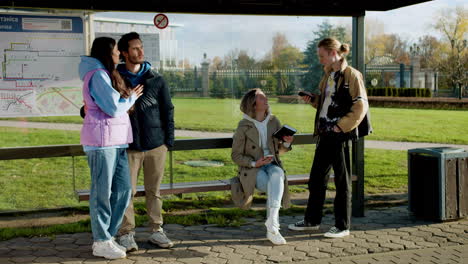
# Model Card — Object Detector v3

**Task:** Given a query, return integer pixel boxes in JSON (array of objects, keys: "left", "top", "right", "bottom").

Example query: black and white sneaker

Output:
[
  {"left": 324, "top": 226, "right": 350, "bottom": 238},
  {"left": 288, "top": 220, "right": 320, "bottom": 231}
]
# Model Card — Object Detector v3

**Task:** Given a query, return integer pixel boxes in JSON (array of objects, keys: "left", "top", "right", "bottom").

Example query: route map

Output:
[{"left": 0, "top": 14, "right": 84, "bottom": 117}]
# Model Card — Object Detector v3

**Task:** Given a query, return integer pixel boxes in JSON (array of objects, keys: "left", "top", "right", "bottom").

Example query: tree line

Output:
[{"left": 167, "top": 6, "right": 466, "bottom": 98}]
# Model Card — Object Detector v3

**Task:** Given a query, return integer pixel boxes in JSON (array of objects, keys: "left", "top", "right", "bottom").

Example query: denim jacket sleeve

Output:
[{"left": 89, "top": 70, "right": 136, "bottom": 117}]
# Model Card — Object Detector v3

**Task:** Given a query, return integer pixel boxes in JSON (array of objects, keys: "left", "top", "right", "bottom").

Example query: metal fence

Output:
[
  {"left": 160, "top": 66, "right": 466, "bottom": 98},
  {"left": 160, "top": 68, "right": 306, "bottom": 98}
]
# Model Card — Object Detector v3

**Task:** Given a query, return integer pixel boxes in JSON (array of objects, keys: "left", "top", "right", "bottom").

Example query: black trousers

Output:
[{"left": 304, "top": 134, "right": 352, "bottom": 230}]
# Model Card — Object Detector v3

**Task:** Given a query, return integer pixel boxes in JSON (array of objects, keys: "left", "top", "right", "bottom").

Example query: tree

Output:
[
  {"left": 414, "top": 35, "right": 443, "bottom": 69},
  {"left": 177, "top": 58, "right": 192, "bottom": 69},
  {"left": 272, "top": 33, "right": 290, "bottom": 61},
  {"left": 302, "top": 21, "right": 349, "bottom": 93},
  {"left": 432, "top": 6, "right": 467, "bottom": 98},
  {"left": 367, "top": 34, "right": 410, "bottom": 64},
  {"left": 365, "top": 18, "right": 386, "bottom": 63},
  {"left": 236, "top": 50, "right": 257, "bottom": 70},
  {"left": 209, "top": 56, "right": 224, "bottom": 71},
  {"left": 274, "top": 46, "right": 304, "bottom": 69}
]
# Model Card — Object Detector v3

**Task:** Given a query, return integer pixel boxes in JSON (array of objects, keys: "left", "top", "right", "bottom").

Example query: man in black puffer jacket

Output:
[{"left": 115, "top": 32, "right": 175, "bottom": 252}]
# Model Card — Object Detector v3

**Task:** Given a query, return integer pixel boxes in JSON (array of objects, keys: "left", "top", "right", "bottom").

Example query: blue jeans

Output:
[
  {"left": 86, "top": 148, "right": 132, "bottom": 241},
  {"left": 255, "top": 163, "right": 285, "bottom": 208}
]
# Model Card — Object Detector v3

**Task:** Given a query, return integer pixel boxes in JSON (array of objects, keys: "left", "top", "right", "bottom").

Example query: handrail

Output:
[{"left": 0, "top": 134, "right": 317, "bottom": 160}]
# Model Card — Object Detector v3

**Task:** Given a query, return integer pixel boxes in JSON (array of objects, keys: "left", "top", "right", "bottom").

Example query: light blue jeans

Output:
[
  {"left": 256, "top": 163, "right": 285, "bottom": 208},
  {"left": 86, "top": 148, "right": 132, "bottom": 241}
]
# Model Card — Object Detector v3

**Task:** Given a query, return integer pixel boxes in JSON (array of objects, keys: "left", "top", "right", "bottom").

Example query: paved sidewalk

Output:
[
  {"left": 1, "top": 120, "right": 467, "bottom": 151},
  {"left": 1, "top": 206, "right": 467, "bottom": 263}
]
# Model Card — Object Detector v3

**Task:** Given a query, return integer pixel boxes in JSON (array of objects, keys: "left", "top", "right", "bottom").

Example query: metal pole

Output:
[
  {"left": 169, "top": 150, "right": 174, "bottom": 188},
  {"left": 400, "top": 63, "right": 405, "bottom": 88},
  {"left": 352, "top": 14, "right": 366, "bottom": 217},
  {"left": 72, "top": 156, "right": 76, "bottom": 197}
]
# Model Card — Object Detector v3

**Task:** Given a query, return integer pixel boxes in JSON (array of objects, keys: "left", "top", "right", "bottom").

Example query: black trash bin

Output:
[{"left": 408, "top": 147, "right": 468, "bottom": 221}]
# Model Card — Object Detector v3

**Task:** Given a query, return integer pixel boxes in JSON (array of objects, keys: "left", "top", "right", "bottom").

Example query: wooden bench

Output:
[{"left": 75, "top": 174, "right": 358, "bottom": 202}]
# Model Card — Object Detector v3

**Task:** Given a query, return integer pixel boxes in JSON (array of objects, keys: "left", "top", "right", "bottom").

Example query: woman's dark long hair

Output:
[{"left": 90, "top": 37, "right": 131, "bottom": 98}]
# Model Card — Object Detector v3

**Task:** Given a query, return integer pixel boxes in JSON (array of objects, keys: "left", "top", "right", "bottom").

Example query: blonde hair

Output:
[
  {"left": 318, "top": 38, "right": 350, "bottom": 57},
  {"left": 240, "top": 88, "right": 262, "bottom": 118}
]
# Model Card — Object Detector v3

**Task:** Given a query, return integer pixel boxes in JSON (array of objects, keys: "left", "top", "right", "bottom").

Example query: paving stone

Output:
[
  {"left": 410, "top": 230, "right": 434, "bottom": 239},
  {"left": 379, "top": 242, "right": 405, "bottom": 250},
  {"left": 178, "top": 257, "right": 205, "bottom": 264},
  {"left": 295, "top": 245, "right": 319, "bottom": 254},
  {"left": 266, "top": 254, "right": 293, "bottom": 262},
  {"left": 343, "top": 247, "right": 369, "bottom": 255},
  {"left": 57, "top": 258, "right": 85, "bottom": 264},
  {"left": 242, "top": 253, "right": 268, "bottom": 262},
  {"left": 32, "top": 256, "right": 65, "bottom": 263},
  {"left": 9, "top": 256, "right": 37, "bottom": 263},
  {"left": 210, "top": 246, "right": 234, "bottom": 254},
  {"left": 257, "top": 248, "right": 283, "bottom": 256},
  {"left": 446, "top": 237, "right": 468, "bottom": 244},
  {"left": 134, "top": 259, "right": 162, "bottom": 264},
  {"left": 151, "top": 261, "right": 183, "bottom": 264},
  {"left": 400, "top": 236, "right": 426, "bottom": 243},
  {"left": 319, "top": 247, "right": 346, "bottom": 257},
  {"left": 367, "top": 246, "right": 392, "bottom": 254},
  {"left": 0, "top": 258, "right": 14, "bottom": 264},
  {"left": 391, "top": 239, "right": 422, "bottom": 250},
  {"left": 425, "top": 236, "right": 448, "bottom": 245},
  {"left": 201, "top": 257, "right": 227, "bottom": 264},
  {"left": 306, "top": 251, "right": 331, "bottom": 259},
  {"left": 331, "top": 242, "right": 355, "bottom": 249},
  {"left": 387, "top": 231, "right": 410, "bottom": 237},
  {"left": 414, "top": 241, "right": 440, "bottom": 248},
  {"left": 226, "top": 258, "right": 252, "bottom": 264},
  {"left": 231, "top": 247, "right": 258, "bottom": 255},
  {"left": 74, "top": 239, "right": 91, "bottom": 246},
  {"left": 216, "top": 252, "right": 246, "bottom": 260}
]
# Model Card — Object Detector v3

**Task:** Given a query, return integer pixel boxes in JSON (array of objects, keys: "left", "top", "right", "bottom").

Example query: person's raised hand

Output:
[
  {"left": 300, "top": 95, "right": 312, "bottom": 104},
  {"left": 132, "top": 84, "right": 144, "bottom": 98},
  {"left": 283, "top": 135, "right": 294, "bottom": 143}
]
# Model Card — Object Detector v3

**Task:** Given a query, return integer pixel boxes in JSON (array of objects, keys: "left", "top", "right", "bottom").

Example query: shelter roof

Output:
[{"left": 0, "top": 0, "right": 432, "bottom": 16}]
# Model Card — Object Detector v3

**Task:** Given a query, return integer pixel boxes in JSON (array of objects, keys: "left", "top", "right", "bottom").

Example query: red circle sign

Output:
[{"left": 153, "top": 14, "right": 169, "bottom": 29}]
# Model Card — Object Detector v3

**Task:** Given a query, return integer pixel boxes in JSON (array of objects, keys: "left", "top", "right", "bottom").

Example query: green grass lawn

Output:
[
  {"left": 0, "top": 98, "right": 463, "bottom": 211},
  {"left": 5, "top": 98, "right": 468, "bottom": 144}
]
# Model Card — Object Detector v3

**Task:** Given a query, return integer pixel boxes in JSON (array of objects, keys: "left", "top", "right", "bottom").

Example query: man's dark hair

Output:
[{"left": 117, "top": 31, "right": 141, "bottom": 61}]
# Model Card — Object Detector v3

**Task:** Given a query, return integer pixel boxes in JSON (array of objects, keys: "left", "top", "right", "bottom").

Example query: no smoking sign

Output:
[{"left": 153, "top": 14, "right": 169, "bottom": 29}]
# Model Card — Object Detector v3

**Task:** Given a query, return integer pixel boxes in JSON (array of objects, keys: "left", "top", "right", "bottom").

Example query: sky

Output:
[{"left": 96, "top": 0, "right": 466, "bottom": 66}]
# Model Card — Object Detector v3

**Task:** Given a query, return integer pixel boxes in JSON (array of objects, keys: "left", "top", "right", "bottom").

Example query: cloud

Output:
[{"left": 96, "top": 0, "right": 465, "bottom": 65}]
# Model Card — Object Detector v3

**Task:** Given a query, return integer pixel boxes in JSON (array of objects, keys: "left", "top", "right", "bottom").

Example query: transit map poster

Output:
[{"left": 0, "top": 14, "right": 85, "bottom": 117}]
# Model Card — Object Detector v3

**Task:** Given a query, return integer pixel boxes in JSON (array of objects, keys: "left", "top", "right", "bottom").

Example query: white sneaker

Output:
[
  {"left": 118, "top": 233, "right": 139, "bottom": 252},
  {"left": 92, "top": 240, "right": 126, "bottom": 259},
  {"left": 267, "top": 230, "right": 287, "bottom": 245},
  {"left": 148, "top": 229, "right": 174, "bottom": 248},
  {"left": 324, "top": 226, "right": 350, "bottom": 238},
  {"left": 92, "top": 239, "right": 125, "bottom": 252},
  {"left": 265, "top": 216, "right": 286, "bottom": 245}
]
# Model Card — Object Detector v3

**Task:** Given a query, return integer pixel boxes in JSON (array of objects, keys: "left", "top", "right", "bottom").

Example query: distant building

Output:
[{"left": 93, "top": 16, "right": 183, "bottom": 70}]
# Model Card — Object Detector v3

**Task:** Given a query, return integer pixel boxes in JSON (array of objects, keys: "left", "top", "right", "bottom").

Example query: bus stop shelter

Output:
[{"left": 0, "top": 0, "right": 432, "bottom": 217}]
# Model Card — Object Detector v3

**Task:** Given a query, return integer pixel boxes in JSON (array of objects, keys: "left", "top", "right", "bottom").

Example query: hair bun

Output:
[{"left": 340, "top": 43, "right": 350, "bottom": 55}]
